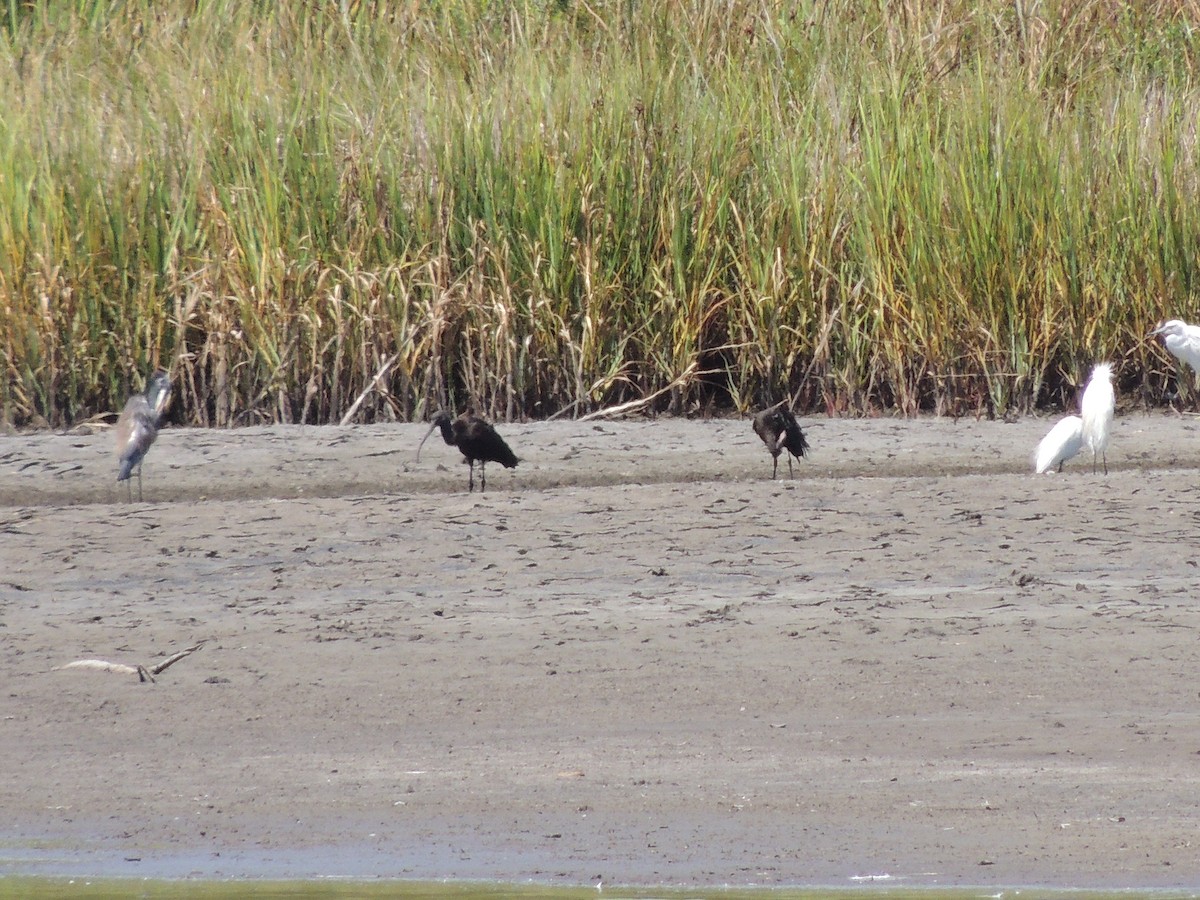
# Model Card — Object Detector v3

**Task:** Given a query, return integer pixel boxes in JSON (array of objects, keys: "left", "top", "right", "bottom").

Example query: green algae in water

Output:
[{"left": 2, "top": 881, "right": 1199, "bottom": 900}]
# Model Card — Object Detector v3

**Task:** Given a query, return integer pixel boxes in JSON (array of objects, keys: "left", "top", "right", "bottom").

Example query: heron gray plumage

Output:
[
  {"left": 416, "top": 408, "right": 519, "bottom": 492},
  {"left": 115, "top": 370, "right": 172, "bottom": 501},
  {"left": 752, "top": 405, "right": 810, "bottom": 479}
]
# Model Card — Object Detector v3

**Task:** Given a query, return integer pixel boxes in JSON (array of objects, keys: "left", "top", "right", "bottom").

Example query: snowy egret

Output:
[
  {"left": 1150, "top": 319, "right": 1200, "bottom": 372},
  {"left": 1150, "top": 319, "right": 1200, "bottom": 405},
  {"left": 1079, "top": 362, "right": 1115, "bottom": 474},
  {"left": 115, "top": 370, "right": 172, "bottom": 501},
  {"left": 1034, "top": 415, "right": 1083, "bottom": 474}
]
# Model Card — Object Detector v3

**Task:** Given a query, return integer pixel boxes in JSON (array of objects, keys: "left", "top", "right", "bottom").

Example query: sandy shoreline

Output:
[{"left": 3, "top": 413, "right": 1200, "bottom": 888}]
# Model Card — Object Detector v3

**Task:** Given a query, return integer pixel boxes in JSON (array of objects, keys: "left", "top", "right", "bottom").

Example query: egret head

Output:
[{"left": 1151, "top": 320, "right": 1188, "bottom": 339}]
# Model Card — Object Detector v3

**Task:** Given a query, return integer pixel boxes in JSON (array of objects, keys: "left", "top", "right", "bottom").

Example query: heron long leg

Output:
[
  {"left": 787, "top": 455, "right": 794, "bottom": 479},
  {"left": 480, "top": 461, "right": 487, "bottom": 492},
  {"left": 467, "top": 460, "right": 475, "bottom": 492},
  {"left": 771, "top": 456, "right": 778, "bottom": 479},
  {"left": 137, "top": 464, "right": 144, "bottom": 502}
]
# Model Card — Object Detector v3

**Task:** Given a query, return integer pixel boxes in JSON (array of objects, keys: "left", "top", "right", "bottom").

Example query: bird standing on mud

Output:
[
  {"left": 1080, "top": 362, "right": 1115, "bottom": 474},
  {"left": 115, "top": 369, "right": 172, "bottom": 501},
  {"left": 752, "top": 405, "right": 810, "bottom": 479},
  {"left": 417, "top": 408, "right": 519, "bottom": 492},
  {"left": 1034, "top": 414, "right": 1084, "bottom": 474}
]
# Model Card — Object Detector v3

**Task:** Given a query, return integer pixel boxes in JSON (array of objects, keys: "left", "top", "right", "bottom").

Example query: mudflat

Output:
[{"left": 2, "top": 413, "right": 1199, "bottom": 889}]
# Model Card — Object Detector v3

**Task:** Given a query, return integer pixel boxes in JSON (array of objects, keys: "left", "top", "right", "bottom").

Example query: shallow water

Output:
[{"left": 2, "top": 880, "right": 1199, "bottom": 900}]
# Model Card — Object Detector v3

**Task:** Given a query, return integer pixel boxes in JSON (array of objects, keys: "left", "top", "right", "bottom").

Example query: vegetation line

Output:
[{"left": 1, "top": 1, "right": 1198, "bottom": 428}]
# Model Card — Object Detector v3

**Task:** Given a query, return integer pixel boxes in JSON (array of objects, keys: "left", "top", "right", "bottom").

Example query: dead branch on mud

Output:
[
  {"left": 339, "top": 352, "right": 400, "bottom": 425},
  {"left": 54, "top": 641, "right": 207, "bottom": 683}
]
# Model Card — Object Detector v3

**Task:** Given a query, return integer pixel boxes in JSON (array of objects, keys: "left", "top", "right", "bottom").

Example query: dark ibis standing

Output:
[
  {"left": 115, "top": 369, "right": 172, "bottom": 501},
  {"left": 752, "top": 405, "right": 810, "bottom": 479},
  {"left": 417, "top": 408, "right": 519, "bottom": 492}
]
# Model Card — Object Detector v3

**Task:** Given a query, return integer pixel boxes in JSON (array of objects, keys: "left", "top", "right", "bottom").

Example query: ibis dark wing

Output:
[
  {"left": 480, "top": 425, "right": 519, "bottom": 469},
  {"left": 455, "top": 417, "right": 519, "bottom": 468},
  {"left": 777, "top": 410, "right": 810, "bottom": 458}
]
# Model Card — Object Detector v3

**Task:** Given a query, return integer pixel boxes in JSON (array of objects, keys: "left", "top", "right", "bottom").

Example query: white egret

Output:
[
  {"left": 1150, "top": 319, "right": 1200, "bottom": 405},
  {"left": 1150, "top": 319, "right": 1200, "bottom": 372},
  {"left": 1079, "top": 362, "right": 1115, "bottom": 474},
  {"left": 1034, "top": 415, "right": 1083, "bottom": 474}
]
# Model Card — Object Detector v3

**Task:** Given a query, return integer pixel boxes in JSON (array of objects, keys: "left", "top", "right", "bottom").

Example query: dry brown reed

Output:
[{"left": 2, "top": 1, "right": 1200, "bottom": 427}]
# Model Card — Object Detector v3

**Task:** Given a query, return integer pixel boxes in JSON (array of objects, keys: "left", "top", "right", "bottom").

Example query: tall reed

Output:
[{"left": 2, "top": 0, "right": 1199, "bottom": 427}]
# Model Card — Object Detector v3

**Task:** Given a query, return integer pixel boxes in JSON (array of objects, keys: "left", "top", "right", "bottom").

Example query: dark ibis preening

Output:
[
  {"left": 417, "top": 408, "right": 519, "bottom": 492},
  {"left": 115, "top": 369, "right": 172, "bottom": 501},
  {"left": 752, "top": 404, "right": 810, "bottom": 479}
]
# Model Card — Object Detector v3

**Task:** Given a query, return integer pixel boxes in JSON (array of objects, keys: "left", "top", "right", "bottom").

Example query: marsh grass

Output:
[{"left": 2, "top": 0, "right": 1200, "bottom": 427}]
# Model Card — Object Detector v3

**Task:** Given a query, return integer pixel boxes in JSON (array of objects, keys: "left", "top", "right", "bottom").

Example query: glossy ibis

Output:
[
  {"left": 752, "top": 405, "right": 810, "bottom": 479},
  {"left": 417, "top": 408, "right": 519, "bottom": 492},
  {"left": 115, "top": 369, "right": 172, "bottom": 501}
]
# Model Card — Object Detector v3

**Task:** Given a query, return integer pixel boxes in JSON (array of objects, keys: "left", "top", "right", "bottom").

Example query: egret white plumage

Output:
[
  {"left": 1150, "top": 319, "right": 1200, "bottom": 405},
  {"left": 115, "top": 370, "right": 172, "bottom": 501},
  {"left": 1150, "top": 319, "right": 1200, "bottom": 372},
  {"left": 1034, "top": 414, "right": 1083, "bottom": 474},
  {"left": 1079, "top": 362, "right": 1115, "bottom": 474}
]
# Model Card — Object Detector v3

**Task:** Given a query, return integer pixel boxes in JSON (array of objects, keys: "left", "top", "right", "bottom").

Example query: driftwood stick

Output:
[
  {"left": 54, "top": 640, "right": 207, "bottom": 682},
  {"left": 54, "top": 660, "right": 141, "bottom": 676},
  {"left": 149, "top": 641, "right": 207, "bottom": 675},
  {"left": 578, "top": 363, "right": 700, "bottom": 422},
  {"left": 339, "top": 352, "right": 399, "bottom": 426}
]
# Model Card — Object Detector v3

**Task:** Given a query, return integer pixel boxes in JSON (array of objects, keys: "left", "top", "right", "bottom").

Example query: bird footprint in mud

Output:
[{"left": 686, "top": 604, "right": 739, "bottom": 626}]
